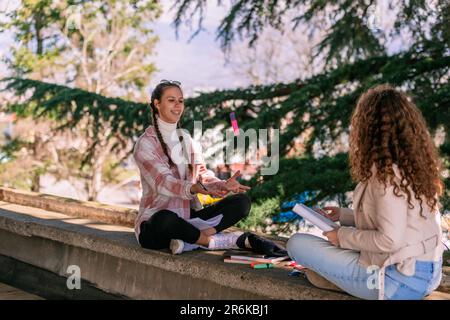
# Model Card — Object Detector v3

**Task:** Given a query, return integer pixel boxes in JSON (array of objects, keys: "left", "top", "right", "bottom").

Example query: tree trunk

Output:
[
  {"left": 31, "top": 171, "right": 40, "bottom": 192},
  {"left": 87, "top": 146, "right": 107, "bottom": 201},
  {"left": 31, "top": 131, "right": 42, "bottom": 192},
  {"left": 34, "top": 12, "right": 43, "bottom": 55}
]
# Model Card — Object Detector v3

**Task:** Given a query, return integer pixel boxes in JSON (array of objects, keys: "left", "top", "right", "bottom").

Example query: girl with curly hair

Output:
[{"left": 287, "top": 84, "right": 444, "bottom": 300}]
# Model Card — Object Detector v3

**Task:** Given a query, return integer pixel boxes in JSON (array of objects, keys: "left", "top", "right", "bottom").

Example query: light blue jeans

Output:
[{"left": 287, "top": 233, "right": 442, "bottom": 300}]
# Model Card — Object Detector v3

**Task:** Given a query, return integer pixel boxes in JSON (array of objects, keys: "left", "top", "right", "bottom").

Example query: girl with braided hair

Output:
[{"left": 133, "top": 80, "right": 252, "bottom": 254}]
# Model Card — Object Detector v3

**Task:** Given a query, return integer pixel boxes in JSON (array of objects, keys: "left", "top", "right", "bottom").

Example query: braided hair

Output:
[{"left": 149, "top": 82, "right": 194, "bottom": 178}]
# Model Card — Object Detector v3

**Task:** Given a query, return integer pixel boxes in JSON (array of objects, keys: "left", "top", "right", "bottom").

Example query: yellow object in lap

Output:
[{"left": 197, "top": 193, "right": 222, "bottom": 205}]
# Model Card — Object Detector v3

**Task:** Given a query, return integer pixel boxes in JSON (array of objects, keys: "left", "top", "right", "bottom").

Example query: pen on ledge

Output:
[{"left": 250, "top": 263, "right": 274, "bottom": 269}]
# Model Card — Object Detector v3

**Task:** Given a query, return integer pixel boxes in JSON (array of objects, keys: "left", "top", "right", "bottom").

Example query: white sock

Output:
[
  {"left": 245, "top": 237, "right": 251, "bottom": 249},
  {"left": 182, "top": 241, "right": 200, "bottom": 252},
  {"left": 170, "top": 239, "right": 200, "bottom": 255},
  {"left": 208, "top": 231, "right": 244, "bottom": 250}
]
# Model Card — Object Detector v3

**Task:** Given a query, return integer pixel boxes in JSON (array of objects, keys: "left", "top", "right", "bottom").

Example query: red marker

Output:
[{"left": 230, "top": 112, "right": 239, "bottom": 136}]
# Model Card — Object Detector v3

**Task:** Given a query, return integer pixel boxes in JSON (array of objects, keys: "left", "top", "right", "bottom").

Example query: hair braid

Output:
[{"left": 151, "top": 105, "right": 175, "bottom": 168}]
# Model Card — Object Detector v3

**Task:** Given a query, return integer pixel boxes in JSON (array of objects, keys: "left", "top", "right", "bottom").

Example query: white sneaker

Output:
[
  {"left": 170, "top": 239, "right": 184, "bottom": 254},
  {"left": 170, "top": 239, "right": 200, "bottom": 255},
  {"left": 208, "top": 232, "right": 244, "bottom": 250}
]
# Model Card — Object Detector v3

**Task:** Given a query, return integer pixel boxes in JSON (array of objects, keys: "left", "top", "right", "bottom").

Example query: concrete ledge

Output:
[
  {"left": 0, "top": 254, "right": 126, "bottom": 300},
  {"left": 0, "top": 188, "right": 448, "bottom": 299},
  {"left": 0, "top": 187, "right": 136, "bottom": 227},
  {"left": 0, "top": 200, "right": 355, "bottom": 300}
]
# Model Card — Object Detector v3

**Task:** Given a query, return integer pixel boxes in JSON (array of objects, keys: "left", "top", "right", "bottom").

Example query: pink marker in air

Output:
[{"left": 230, "top": 112, "right": 239, "bottom": 136}]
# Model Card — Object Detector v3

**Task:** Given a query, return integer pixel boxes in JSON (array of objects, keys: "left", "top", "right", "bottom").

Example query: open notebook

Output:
[{"left": 292, "top": 203, "right": 339, "bottom": 232}]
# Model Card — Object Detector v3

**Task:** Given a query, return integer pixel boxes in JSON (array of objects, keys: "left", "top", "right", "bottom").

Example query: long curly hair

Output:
[{"left": 349, "top": 84, "right": 444, "bottom": 215}]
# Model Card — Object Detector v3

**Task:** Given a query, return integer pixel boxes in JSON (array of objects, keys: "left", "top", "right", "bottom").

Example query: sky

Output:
[
  {"left": 150, "top": 1, "right": 245, "bottom": 95},
  {"left": 0, "top": 0, "right": 244, "bottom": 96},
  {"left": 0, "top": 28, "right": 12, "bottom": 76},
  {"left": 0, "top": 0, "right": 17, "bottom": 76},
  {"left": 0, "top": 1, "right": 408, "bottom": 96},
  {"left": 145, "top": 1, "right": 407, "bottom": 95},
  {"left": 0, "top": 33, "right": 10, "bottom": 75}
]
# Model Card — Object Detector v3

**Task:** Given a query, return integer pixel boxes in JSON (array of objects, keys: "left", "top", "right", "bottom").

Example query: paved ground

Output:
[{"left": 0, "top": 282, "right": 44, "bottom": 300}]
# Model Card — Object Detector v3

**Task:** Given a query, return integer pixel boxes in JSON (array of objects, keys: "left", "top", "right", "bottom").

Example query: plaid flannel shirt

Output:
[{"left": 133, "top": 125, "right": 224, "bottom": 240}]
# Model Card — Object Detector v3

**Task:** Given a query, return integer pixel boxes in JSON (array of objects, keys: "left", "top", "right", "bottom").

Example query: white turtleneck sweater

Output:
[{"left": 156, "top": 117, "right": 187, "bottom": 180}]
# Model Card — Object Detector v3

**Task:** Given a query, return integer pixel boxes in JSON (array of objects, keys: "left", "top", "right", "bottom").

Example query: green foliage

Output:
[
  {"left": 440, "top": 138, "right": 450, "bottom": 211},
  {"left": 236, "top": 196, "right": 280, "bottom": 231},
  {"left": 444, "top": 250, "right": 450, "bottom": 267},
  {"left": 3, "top": 78, "right": 145, "bottom": 128},
  {"left": 0, "top": 0, "right": 63, "bottom": 73},
  {"left": 172, "top": 1, "right": 449, "bottom": 64},
  {"left": 247, "top": 153, "right": 354, "bottom": 206},
  {"left": 0, "top": 0, "right": 163, "bottom": 199},
  {"left": 236, "top": 153, "right": 355, "bottom": 231},
  {"left": 1, "top": 1, "right": 449, "bottom": 218},
  {"left": 0, "top": 138, "right": 26, "bottom": 162},
  {"left": 2, "top": 37, "right": 448, "bottom": 208},
  {"left": 173, "top": 0, "right": 450, "bottom": 217},
  {"left": 1, "top": 77, "right": 149, "bottom": 140},
  {"left": 0, "top": 162, "right": 32, "bottom": 190},
  {"left": 0, "top": 0, "right": 162, "bottom": 98},
  {"left": 102, "top": 159, "right": 136, "bottom": 185},
  {"left": 182, "top": 51, "right": 449, "bottom": 157}
]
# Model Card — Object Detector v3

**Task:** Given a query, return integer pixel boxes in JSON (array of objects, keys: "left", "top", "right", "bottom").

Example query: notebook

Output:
[
  {"left": 292, "top": 203, "right": 339, "bottom": 232},
  {"left": 222, "top": 250, "right": 290, "bottom": 264},
  {"left": 223, "top": 258, "right": 254, "bottom": 265}
]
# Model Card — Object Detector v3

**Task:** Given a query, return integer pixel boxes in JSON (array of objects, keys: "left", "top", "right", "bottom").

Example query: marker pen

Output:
[
  {"left": 250, "top": 263, "right": 274, "bottom": 269},
  {"left": 230, "top": 112, "right": 239, "bottom": 136}
]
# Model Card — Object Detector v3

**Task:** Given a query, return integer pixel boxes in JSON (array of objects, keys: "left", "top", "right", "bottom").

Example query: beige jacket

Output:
[{"left": 337, "top": 164, "right": 443, "bottom": 277}]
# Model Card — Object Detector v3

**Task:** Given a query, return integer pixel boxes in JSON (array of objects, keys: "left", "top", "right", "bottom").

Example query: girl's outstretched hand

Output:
[
  {"left": 190, "top": 175, "right": 228, "bottom": 198},
  {"left": 222, "top": 170, "right": 251, "bottom": 193},
  {"left": 190, "top": 170, "right": 251, "bottom": 197}
]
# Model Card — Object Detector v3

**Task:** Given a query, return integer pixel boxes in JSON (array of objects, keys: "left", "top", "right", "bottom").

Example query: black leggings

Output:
[{"left": 138, "top": 193, "right": 251, "bottom": 250}]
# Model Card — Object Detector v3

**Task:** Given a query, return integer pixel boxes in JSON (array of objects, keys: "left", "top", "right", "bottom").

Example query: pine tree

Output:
[
  {"left": 2, "top": 0, "right": 449, "bottom": 214},
  {"left": 171, "top": 0, "right": 450, "bottom": 211}
]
